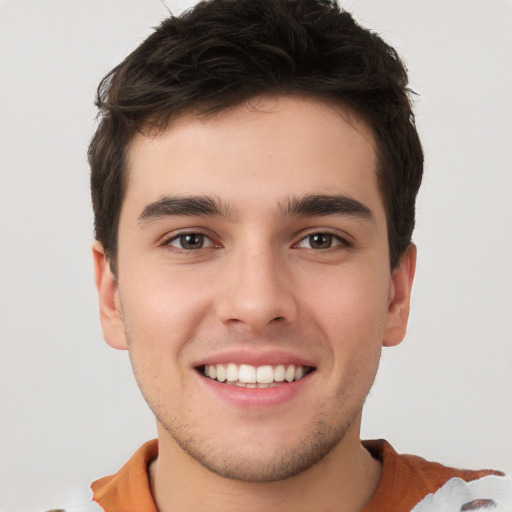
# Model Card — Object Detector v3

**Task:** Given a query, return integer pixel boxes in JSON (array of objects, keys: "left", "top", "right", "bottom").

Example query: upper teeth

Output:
[{"left": 204, "top": 363, "right": 308, "bottom": 384}]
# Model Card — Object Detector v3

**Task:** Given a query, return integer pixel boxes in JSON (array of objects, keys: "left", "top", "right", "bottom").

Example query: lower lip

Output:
[{"left": 198, "top": 371, "right": 315, "bottom": 409}]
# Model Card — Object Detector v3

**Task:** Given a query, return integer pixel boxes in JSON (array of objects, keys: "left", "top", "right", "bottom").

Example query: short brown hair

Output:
[{"left": 89, "top": 0, "right": 423, "bottom": 273}]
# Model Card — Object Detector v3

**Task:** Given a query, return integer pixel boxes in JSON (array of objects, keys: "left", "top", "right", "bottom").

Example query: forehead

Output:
[{"left": 123, "top": 95, "right": 382, "bottom": 220}]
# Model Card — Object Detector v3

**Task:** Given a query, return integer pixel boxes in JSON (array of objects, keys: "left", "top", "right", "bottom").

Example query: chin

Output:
[{"left": 161, "top": 411, "right": 353, "bottom": 483}]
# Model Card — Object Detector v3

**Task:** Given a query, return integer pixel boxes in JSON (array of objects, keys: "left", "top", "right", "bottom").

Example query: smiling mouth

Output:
[{"left": 199, "top": 363, "right": 314, "bottom": 388}]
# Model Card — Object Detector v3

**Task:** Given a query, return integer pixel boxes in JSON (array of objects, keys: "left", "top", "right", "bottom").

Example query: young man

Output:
[{"left": 72, "top": 0, "right": 509, "bottom": 510}]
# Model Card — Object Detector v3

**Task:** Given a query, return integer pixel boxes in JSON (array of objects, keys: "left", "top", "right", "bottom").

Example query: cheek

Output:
[
  {"left": 303, "top": 264, "right": 391, "bottom": 349},
  {"left": 119, "top": 265, "right": 216, "bottom": 364},
  {"left": 120, "top": 269, "right": 215, "bottom": 413}
]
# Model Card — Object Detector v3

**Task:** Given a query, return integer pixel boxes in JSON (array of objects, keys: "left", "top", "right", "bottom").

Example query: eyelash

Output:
[
  {"left": 294, "top": 230, "right": 352, "bottom": 251},
  {"left": 161, "top": 230, "right": 351, "bottom": 253},
  {"left": 162, "top": 231, "right": 217, "bottom": 252}
]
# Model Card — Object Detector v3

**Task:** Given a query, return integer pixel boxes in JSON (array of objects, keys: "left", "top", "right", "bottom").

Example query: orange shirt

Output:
[{"left": 90, "top": 439, "right": 508, "bottom": 512}]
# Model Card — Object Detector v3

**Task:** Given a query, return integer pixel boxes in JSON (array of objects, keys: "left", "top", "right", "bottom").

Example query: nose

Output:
[{"left": 216, "top": 244, "right": 298, "bottom": 333}]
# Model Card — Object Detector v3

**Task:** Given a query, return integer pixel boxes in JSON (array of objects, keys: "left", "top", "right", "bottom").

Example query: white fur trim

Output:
[{"left": 411, "top": 474, "right": 512, "bottom": 512}]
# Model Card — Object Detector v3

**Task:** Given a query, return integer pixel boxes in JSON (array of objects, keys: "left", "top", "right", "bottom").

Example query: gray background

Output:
[{"left": 1, "top": 1, "right": 511, "bottom": 510}]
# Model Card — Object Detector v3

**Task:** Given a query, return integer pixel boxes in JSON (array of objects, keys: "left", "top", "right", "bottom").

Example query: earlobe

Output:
[
  {"left": 92, "top": 241, "right": 128, "bottom": 350},
  {"left": 382, "top": 243, "right": 417, "bottom": 347}
]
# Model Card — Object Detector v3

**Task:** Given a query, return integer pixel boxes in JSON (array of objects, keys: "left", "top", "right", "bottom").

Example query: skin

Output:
[{"left": 93, "top": 95, "right": 416, "bottom": 512}]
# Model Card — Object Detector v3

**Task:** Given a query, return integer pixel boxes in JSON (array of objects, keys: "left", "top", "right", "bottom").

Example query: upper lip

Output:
[{"left": 192, "top": 348, "right": 317, "bottom": 369}]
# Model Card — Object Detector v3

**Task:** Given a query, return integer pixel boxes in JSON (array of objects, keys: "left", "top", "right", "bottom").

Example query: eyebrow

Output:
[
  {"left": 277, "top": 194, "right": 374, "bottom": 221},
  {"left": 138, "top": 195, "right": 235, "bottom": 223},
  {"left": 138, "top": 193, "right": 373, "bottom": 224}
]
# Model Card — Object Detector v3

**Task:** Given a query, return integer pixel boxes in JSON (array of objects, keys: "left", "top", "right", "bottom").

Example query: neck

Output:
[{"left": 149, "top": 418, "right": 381, "bottom": 512}]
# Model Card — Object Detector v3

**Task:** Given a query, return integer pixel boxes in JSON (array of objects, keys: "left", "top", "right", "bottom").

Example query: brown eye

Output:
[
  {"left": 308, "top": 233, "right": 333, "bottom": 249},
  {"left": 295, "top": 232, "right": 349, "bottom": 251},
  {"left": 167, "top": 233, "right": 213, "bottom": 250},
  {"left": 180, "top": 234, "right": 204, "bottom": 249}
]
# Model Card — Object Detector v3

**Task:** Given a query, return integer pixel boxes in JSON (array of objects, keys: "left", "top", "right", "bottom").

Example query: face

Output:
[{"left": 94, "top": 96, "right": 415, "bottom": 482}]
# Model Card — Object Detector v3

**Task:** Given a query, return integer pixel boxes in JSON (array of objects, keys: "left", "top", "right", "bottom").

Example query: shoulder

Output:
[
  {"left": 411, "top": 473, "right": 512, "bottom": 512},
  {"left": 363, "top": 439, "right": 511, "bottom": 512}
]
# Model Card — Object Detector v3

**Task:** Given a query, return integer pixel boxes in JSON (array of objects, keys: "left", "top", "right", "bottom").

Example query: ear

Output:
[
  {"left": 92, "top": 241, "right": 128, "bottom": 350},
  {"left": 382, "top": 243, "right": 417, "bottom": 347}
]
